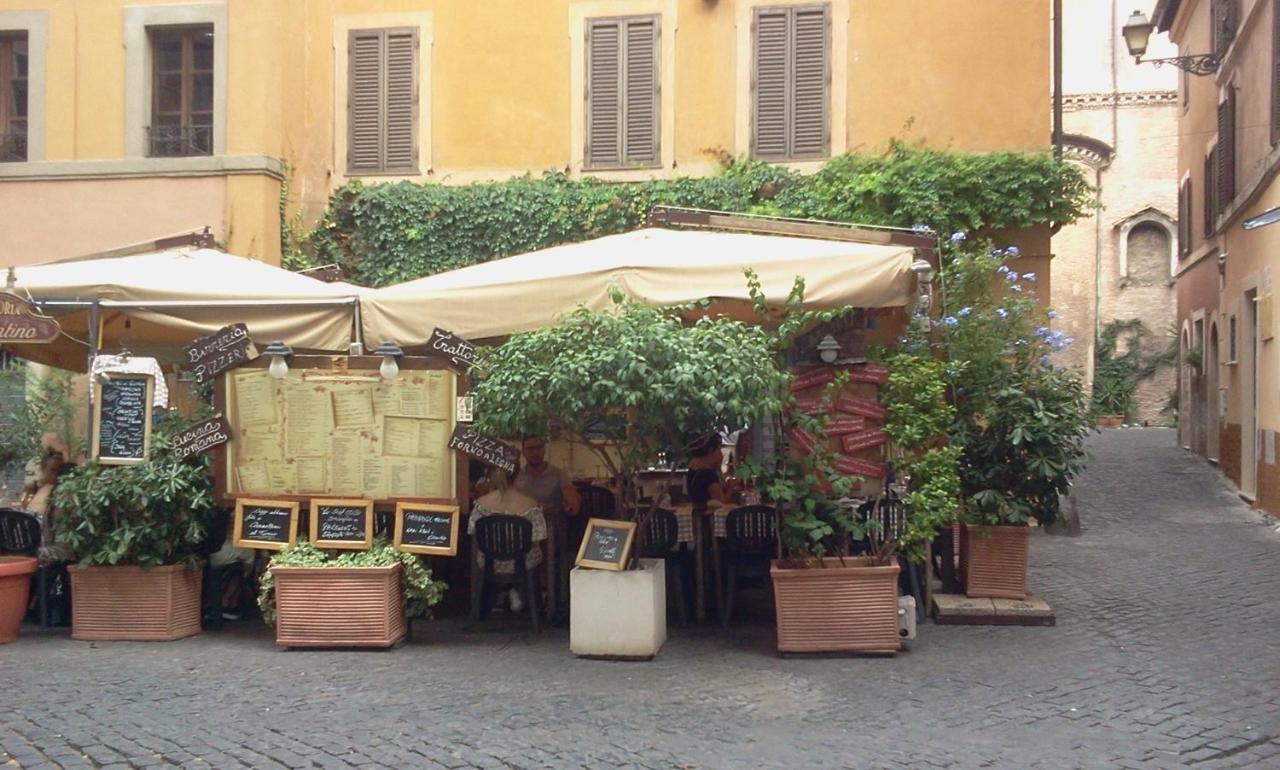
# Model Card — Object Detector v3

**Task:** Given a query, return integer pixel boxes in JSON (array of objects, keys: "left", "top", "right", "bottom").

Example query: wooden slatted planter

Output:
[
  {"left": 70, "top": 565, "right": 202, "bottom": 642},
  {"left": 961, "top": 524, "right": 1030, "bottom": 600},
  {"left": 772, "top": 557, "right": 901, "bottom": 654},
  {"left": 271, "top": 563, "right": 405, "bottom": 649}
]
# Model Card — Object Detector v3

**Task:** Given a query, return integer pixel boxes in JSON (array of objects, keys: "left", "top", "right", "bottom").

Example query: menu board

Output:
[
  {"left": 233, "top": 498, "right": 299, "bottom": 550},
  {"left": 309, "top": 499, "right": 373, "bottom": 549},
  {"left": 92, "top": 374, "right": 154, "bottom": 465},
  {"left": 575, "top": 518, "right": 636, "bottom": 571},
  {"left": 393, "top": 503, "right": 460, "bottom": 556},
  {"left": 223, "top": 367, "right": 456, "bottom": 500}
]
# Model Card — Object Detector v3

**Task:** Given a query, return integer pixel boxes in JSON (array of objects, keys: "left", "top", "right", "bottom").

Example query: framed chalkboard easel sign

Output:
[
  {"left": 310, "top": 498, "right": 374, "bottom": 550},
  {"left": 92, "top": 373, "right": 154, "bottom": 465},
  {"left": 233, "top": 498, "right": 299, "bottom": 550},
  {"left": 575, "top": 518, "right": 636, "bottom": 571},
  {"left": 393, "top": 503, "right": 460, "bottom": 556}
]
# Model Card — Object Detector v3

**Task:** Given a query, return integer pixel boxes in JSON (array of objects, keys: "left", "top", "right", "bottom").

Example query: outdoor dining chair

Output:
[
  {"left": 0, "top": 508, "right": 69, "bottom": 628},
  {"left": 635, "top": 507, "right": 689, "bottom": 627},
  {"left": 720, "top": 505, "right": 779, "bottom": 628},
  {"left": 471, "top": 515, "right": 541, "bottom": 633},
  {"left": 853, "top": 496, "right": 925, "bottom": 621}
]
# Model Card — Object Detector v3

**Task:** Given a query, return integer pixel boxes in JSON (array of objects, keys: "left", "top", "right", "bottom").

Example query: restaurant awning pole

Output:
[{"left": 85, "top": 299, "right": 100, "bottom": 454}]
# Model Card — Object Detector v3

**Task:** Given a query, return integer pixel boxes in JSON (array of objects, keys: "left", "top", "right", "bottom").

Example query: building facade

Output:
[
  {"left": 0, "top": 1, "right": 1054, "bottom": 270},
  {"left": 1155, "top": 0, "right": 1280, "bottom": 512},
  {"left": 1051, "top": 0, "right": 1179, "bottom": 425}
]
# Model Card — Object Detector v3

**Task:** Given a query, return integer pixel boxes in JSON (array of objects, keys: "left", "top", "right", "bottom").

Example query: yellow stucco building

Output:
[{"left": 0, "top": 0, "right": 1052, "bottom": 267}]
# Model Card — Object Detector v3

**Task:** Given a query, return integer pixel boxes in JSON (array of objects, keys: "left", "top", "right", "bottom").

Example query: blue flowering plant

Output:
[{"left": 934, "top": 242, "right": 1092, "bottom": 527}]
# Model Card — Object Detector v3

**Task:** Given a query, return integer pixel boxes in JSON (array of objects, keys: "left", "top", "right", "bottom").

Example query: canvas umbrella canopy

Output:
[
  {"left": 362, "top": 228, "right": 920, "bottom": 346},
  {"left": 2, "top": 248, "right": 364, "bottom": 371}
]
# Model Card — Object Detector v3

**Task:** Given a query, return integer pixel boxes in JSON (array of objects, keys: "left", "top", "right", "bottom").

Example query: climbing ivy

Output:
[
  {"left": 307, "top": 142, "right": 1092, "bottom": 286},
  {"left": 1091, "top": 319, "right": 1177, "bottom": 418}
]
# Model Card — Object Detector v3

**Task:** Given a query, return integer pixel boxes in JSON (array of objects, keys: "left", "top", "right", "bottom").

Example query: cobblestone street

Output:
[{"left": 3, "top": 429, "right": 1279, "bottom": 769}]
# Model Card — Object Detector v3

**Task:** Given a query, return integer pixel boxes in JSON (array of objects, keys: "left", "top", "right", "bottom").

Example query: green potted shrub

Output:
[
  {"left": 471, "top": 288, "right": 784, "bottom": 659},
  {"left": 54, "top": 412, "right": 216, "bottom": 641},
  {"left": 257, "top": 541, "right": 446, "bottom": 649},
  {"left": 939, "top": 244, "right": 1091, "bottom": 600}
]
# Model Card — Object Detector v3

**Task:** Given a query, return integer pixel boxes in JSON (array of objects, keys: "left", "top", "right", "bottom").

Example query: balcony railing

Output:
[
  {"left": 147, "top": 125, "right": 213, "bottom": 158},
  {"left": 0, "top": 133, "right": 27, "bottom": 163}
]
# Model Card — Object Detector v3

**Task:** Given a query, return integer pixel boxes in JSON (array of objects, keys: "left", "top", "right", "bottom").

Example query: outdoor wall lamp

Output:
[
  {"left": 263, "top": 340, "right": 293, "bottom": 379},
  {"left": 1122, "top": 10, "right": 1219, "bottom": 75},
  {"left": 910, "top": 258, "right": 935, "bottom": 331},
  {"left": 816, "top": 335, "right": 841, "bottom": 364},
  {"left": 374, "top": 340, "right": 404, "bottom": 381}
]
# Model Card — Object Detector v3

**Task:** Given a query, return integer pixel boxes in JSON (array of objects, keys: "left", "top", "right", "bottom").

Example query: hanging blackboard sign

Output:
[
  {"left": 310, "top": 499, "right": 374, "bottom": 550},
  {"left": 172, "top": 415, "right": 231, "bottom": 460},
  {"left": 233, "top": 498, "right": 299, "bottom": 550},
  {"left": 426, "top": 328, "right": 476, "bottom": 370},
  {"left": 92, "top": 373, "right": 154, "bottom": 465},
  {"left": 394, "top": 503, "right": 460, "bottom": 556},
  {"left": 447, "top": 425, "right": 517, "bottom": 474},
  {"left": 575, "top": 518, "right": 636, "bottom": 571},
  {"left": 184, "top": 323, "right": 258, "bottom": 383}
]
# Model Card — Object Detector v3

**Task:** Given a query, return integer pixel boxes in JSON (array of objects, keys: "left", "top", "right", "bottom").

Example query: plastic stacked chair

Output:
[
  {"left": 471, "top": 515, "right": 541, "bottom": 633},
  {"left": 636, "top": 507, "right": 689, "bottom": 627},
  {"left": 720, "top": 505, "right": 778, "bottom": 628}
]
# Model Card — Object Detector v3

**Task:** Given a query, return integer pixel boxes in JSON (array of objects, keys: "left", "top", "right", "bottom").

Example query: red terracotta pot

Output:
[
  {"left": 70, "top": 564, "right": 202, "bottom": 641},
  {"left": 271, "top": 563, "right": 406, "bottom": 648},
  {"left": 771, "top": 557, "right": 901, "bottom": 654},
  {"left": 0, "top": 556, "right": 37, "bottom": 643},
  {"left": 961, "top": 524, "right": 1030, "bottom": 599}
]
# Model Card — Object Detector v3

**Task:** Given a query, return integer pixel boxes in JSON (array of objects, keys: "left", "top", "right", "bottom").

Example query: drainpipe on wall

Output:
[{"left": 1053, "top": 0, "right": 1064, "bottom": 160}]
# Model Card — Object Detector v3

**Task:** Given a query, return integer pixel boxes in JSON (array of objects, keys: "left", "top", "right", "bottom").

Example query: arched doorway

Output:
[{"left": 1207, "top": 321, "right": 1220, "bottom": 462}]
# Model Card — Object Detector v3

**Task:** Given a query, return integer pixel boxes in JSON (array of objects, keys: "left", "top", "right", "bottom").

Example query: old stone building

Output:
[{"left": 1051, "top": 0, "right": 1179, "bottom": 424}]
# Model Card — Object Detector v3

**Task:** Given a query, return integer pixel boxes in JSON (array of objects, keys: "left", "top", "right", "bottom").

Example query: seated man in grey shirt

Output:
[{"left": 515, "top": 436, "right": 581, "bottom": 516}]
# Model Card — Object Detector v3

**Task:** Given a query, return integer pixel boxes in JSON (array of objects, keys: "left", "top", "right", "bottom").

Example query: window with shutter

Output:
[
  {"left": 348, "top": 28, "right": 418, "bottom": 175},
  {"left": 0, "top": 32, "right": 26, "bottom": 162},
  {"left": 585, "top": 16, "right": 659, "bottom": 170},
  {"left": 1178, "top": 179, "right": 1191, "bottom": 257},
  {"left": 752, "top": 5, "right": 830, "bottom": 161},
  {"left": 1204, "top": 148, "right": 1218, "bottom": 237},
  {"left": 1217, "top": 91, "right": 1235, "bottom": 212},
  {"left": 1211, "top": 0, "right": 1239, "bottom": 58}
]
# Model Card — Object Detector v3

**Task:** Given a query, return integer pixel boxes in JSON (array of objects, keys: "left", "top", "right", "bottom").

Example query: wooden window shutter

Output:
[
  {"left": 752, "top": 8, "right": 790, "bottom": 160},
  {"left": 790, "top": 6, "right": 829, "bottom": 159},
  {"left": 1203, "top": 149, "right": 1217, "bottom": 237},
  {"left": 1178, "top": 179, "right": 1191, "bottom": 257},
  {"left": 1217, "top": 91, "right": 1235, "bottom": 212},
  {"left": 586, "top": 19, "right": 622, "bottom": 168},
  {"left": 752, "top": 5, "right": 830, "bottom": 161},
  {"left": 623, "top": 17, "right": 659, "bottom": 166},
  {"left": 1212, "top": 0, "right": 1239, "bottom": 57},
  {"left": 348, "top": 28, "right": 418, "bottom": 175}
]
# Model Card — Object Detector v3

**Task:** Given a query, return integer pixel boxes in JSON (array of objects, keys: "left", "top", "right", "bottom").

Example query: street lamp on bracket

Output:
[{"left": 1121, "top": 9, "right": 1219, "bottom": 76}]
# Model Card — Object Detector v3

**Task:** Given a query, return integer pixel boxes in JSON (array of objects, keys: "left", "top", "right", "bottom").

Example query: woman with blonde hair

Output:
[{"left": 467, "top": 456, "right": 546, "bottom": 612}]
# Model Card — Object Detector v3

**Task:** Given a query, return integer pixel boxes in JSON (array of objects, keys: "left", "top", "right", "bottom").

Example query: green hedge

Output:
[{"left": 308, "top": 142, "right": 1092, "bottom": 287}]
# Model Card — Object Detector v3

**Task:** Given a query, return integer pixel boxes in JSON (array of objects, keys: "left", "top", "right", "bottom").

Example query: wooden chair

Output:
[
  {"left": 636, "top": 507, "right": 689, "bottom": 627},
  {"left": 471, "top": 515, "right": 541, "bottom": 633},
  {"left": 719, "top": 505, "right": 778, "bottom": 628}
]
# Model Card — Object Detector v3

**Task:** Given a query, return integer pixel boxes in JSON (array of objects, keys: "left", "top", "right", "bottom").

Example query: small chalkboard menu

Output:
[
  {"left": 393, "top": 503, "right": 460, "bottom": 556},
  {"left": 310, "top": 499, "right": 374, "bottom": 550},
  {"left": 233, "top": 498, "right": 299, "bottom": 550},
  {"left": 575, "top": 518, "right": 636, "bottom": 571},
  {"left": 92, "top": 373, "right": 154, "bottom": 465}
]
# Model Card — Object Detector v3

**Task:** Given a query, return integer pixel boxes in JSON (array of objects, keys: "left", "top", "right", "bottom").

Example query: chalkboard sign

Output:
[
  {"left": 92, "top": 373, "right": 154, "bottom": 465},
  {"left": 172, "top": 415, "right": 231, "bottom": 460},
  {"left": 310, "top": 498, "right": 374, "bottom": 550},
  {"left": 448, "top": 424, "right": 518, "bottom": 474},
  {"left": 233, "top": 498, "right": 299, "bottom": 550},
  {"left": 184, "top": 323, "right": 257, "bottom": 382},
  {"left": 575, "top": 518, "right": 636, "bottom": 571},
  {"left": 394, "top": 503, "right": 460, "bottom": 556}
]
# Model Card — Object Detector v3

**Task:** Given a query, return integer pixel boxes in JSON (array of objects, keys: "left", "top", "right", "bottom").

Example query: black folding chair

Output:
[
  {"left": 471, "top": 515, "right": 541, "bottom": 633},
  {"left": 720, "top": 505, "right": 778, "bottom": 628},
  {"left": 636, "top": 507, "right": 689, "bottom": 627}
]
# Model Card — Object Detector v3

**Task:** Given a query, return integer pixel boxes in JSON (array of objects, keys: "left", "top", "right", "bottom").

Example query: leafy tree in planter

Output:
[{"left": 470, "top": 288, "right": 787, "bottom": 564}]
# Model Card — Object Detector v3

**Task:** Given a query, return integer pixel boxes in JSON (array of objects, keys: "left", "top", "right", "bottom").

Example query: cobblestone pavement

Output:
[{"left": 4, "top": 428, "right": 1280, "bottom": 769}]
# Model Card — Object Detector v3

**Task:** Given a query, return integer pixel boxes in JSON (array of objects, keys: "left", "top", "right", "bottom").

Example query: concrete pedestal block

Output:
[{"left": 570, "top": 558, "right": 666, "bottom": 660}]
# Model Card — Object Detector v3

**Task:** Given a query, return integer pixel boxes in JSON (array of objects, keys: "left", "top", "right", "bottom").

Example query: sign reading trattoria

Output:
[
  {"left": 426, "top": 328, "right": 476, "bottom": 370},
  {"left": 172, "top": 415, "right": 231, "bottom": 460},
  {"left": 0, "top": 291, "right": 60, "bottom": 344},
  {"left": 183, "top": 323, "right": 257, "bottom": 382},
  {"left": 447, "top": 424, "right": 518, "bottom": 474}
]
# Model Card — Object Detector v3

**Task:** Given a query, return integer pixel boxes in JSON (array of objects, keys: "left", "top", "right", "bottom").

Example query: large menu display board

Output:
[{"left": 221, "top": 365, "right": 457, "bottom": 502}]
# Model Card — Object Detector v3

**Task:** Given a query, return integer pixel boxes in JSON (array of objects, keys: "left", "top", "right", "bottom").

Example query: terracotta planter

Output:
[
  {"left": 771, "top": 557, "right": 901, "bottom": 654},
  {"left": 961, "top": 524, "right": 1030, "bottom": 599},
  {"left": 271, "top": 563, "right": 405, "bottom": 648},
  {"left": 1095, "top": 415, "right": 1124, "bottom": 428},
  {"left": 70, "top": 564, "right": 202, "bottom": 641},
  {"left": 0, "top": 556, "right": 38, "bottom": 644}
]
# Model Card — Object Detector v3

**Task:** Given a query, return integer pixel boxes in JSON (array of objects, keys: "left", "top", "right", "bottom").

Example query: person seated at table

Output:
[
  {"left": 515, "top": 436, "right": 581, "bottom": 516},
  {"left": 686, "top": 434, "right": 741, "bottom": 511},
  {"left": 469, "top": 459, "right": 546, "bottom": 612}
]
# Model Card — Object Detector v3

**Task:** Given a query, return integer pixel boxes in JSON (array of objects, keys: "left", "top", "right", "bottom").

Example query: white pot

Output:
[{"left": 570, "top": 557, "right": 666, "bottom": 660}]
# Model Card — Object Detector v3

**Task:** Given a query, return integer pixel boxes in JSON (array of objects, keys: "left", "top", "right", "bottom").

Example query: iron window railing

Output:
[
  {"left": 146, "top": 125, "right": 212, "bottom": 157},
  {"left": 0, "top": 133, "right": 26, "bottom": 162}
]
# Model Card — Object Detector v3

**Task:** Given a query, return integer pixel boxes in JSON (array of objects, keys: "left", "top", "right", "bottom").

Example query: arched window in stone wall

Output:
[{"left": 1115, "top": 208, "right": 1177, "bottom": 286}]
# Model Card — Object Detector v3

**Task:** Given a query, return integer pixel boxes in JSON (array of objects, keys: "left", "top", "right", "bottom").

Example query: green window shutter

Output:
[
  {"left": 622, "top": 16, "right": 659, "bottom": 166},
  {"left": 1178, "top": 179, "right": 1190, "bottom": 257},
  {"left": 586, "top": 19, "right": 622, "bottom": 168},
  {"left": 1203, "top": 149, "right": 1217, "bottom": 237}
]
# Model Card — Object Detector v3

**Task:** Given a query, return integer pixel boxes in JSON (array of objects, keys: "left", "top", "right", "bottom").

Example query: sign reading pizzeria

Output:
[{"left": 0, "top": 292, "right": 60, "bottom": 344}]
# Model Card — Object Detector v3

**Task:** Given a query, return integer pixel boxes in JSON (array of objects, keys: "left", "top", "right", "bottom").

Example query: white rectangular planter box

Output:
[{"left": 570, "top": 557, "right": 666, "bottom": 660}]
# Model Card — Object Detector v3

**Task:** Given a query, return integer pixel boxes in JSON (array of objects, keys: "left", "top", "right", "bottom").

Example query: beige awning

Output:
[
  {"left": 3, "top": 248, "right": 363, "bottom": 371},
  {"left": 362, "top": 228, "right": 918, "bottom": 345}
]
